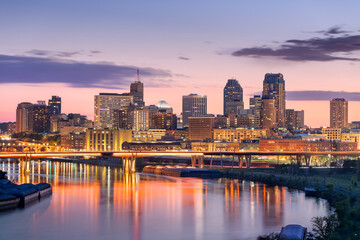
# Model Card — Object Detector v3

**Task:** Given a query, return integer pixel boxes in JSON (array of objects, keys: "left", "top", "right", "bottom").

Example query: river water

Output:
[{"left": 0, "top": 159, "right": 329, "bottom": 240}]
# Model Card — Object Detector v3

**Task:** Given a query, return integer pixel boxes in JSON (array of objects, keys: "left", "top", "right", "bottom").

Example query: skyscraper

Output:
[
  {"left": 94, "top": 93, "right": 133, "bottom": 129},
  {"left": 182, "top": 94, "right": 207, "bottom": 127},
  {"left": 262, "top": 73, "right": 286, "bottom": 127},
  {"left": 32, "top": 102, "right": 50, "bottom": 133},
  {"left": 250, "top": 95, "right": 262, "bottom": 129},
  {"left": 16, "top": 102, "right": 33, "bottom": 133},
  {"left": 261, "top": 95, "right": 276, "bottom": 129},
  {"left": 130, "top": 70, "right": 144, "bottom": 107},
  {"left": 223, "top": 79, "right": 243, "bottom": 116},
  {"left": 48, "top": 96, "right": 61, "bottom": 116},
  {"left": 330, "top": 98, "right": 348, "bottom": 128}
]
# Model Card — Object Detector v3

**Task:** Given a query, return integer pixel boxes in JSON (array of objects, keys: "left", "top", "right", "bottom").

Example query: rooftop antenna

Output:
[{"left": 136, "top": 69, "right": 140, "bottom": 83}]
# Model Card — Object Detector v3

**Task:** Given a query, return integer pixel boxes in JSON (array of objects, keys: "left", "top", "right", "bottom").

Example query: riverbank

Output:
[{"left": 219, "top": 166, "right": 360, "bottom": 240}]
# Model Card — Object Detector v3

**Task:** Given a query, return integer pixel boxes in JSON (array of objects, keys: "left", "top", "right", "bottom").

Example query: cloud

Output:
[
  {"left": 179, "top": 56, "right": 190, "bottom": 60},
  {"left": 316, "top": 26, "right": 350, "bottom": 35},
  {"left": 0, "top": 54, "right": 172, "bottom": 89},
  {"left": 27, "top": 49, "right": 102, "bottom": 58},
  {"left": 232, "top": 28, "right": 360, "bottom": 62},
  {"left": 287, "top": 90, "right": 360, "bottom": 101},
  {"left": 26, "top": 49, "right": 80, "bottom": 58}
]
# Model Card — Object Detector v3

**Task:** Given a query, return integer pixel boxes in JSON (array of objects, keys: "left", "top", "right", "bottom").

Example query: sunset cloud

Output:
[
  {"left": 232, "top": 28, "right": 360, "bottom": 62},
  {"left": 0, "top": 54, "right": 172, "bottom": 89}
]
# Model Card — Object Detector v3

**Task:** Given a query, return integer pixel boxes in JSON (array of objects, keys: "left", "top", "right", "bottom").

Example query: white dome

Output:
[{"left": 156, "top": 100, "right": 172, "bottom": 109}]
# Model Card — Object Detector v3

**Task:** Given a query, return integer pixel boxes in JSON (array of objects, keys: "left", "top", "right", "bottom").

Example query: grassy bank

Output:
[{"left": 219, "top": 166, "right": 360, "bottom": 240}]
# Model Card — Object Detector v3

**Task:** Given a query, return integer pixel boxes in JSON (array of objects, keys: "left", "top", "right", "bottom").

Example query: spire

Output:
[{"left": 136, "top": 69, "right": 140, "bottom": 83}]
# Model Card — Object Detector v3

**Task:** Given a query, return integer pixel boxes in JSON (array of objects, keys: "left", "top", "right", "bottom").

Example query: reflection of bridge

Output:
[{"left": 0, "top": 150, "right": 359, "bottom": 172}]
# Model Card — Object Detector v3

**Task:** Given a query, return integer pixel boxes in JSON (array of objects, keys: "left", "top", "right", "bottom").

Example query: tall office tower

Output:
[
  {"left": 94, "top": 93, "right": 133, "bottom": 129},
  {"left": 330, "top": 98, "right": 348, "bottom": 128},
  {"left": 130, "top": 70, "right": 145, "bottom": 107},
  {"left": 286, "top": 109, "right": 305, "bottom": 130},
  {"left": 151, "top": 112, "right": 177, "bottom": 130},
  {"left": 260, "top": 95, "right": 277, "bottom": 129},
  {"left": 131, "top": 109, "right": 149, "bottom": 131},
  {"left": 48, "top": 96, "right": 61, "bottom": 116},
  {"left": 182, "top": 94, "right": 207, "bottom": 127},
  {"left": 32, "top": 102, "right": 51, "bottom": 133},
  {"left": 262, "top": 73, "right": 286, "bottom": 127},
  {"left": 223, "top": 79, "right": 244, "bottom": 116},
  {"left": 16, "top": 102, "right": 34, "bottom": 133},
  {"left": 250, "top": 95, "right": 262, "bottom": 128}
]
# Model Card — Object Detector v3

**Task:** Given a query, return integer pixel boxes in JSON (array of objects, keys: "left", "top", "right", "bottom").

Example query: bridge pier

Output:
[
  {"left": 122, "top": 155, "right": 136, "bottom": 173},
  {"left": 245, "top": 155, "right": 252, "bottom": 169},
  {"left": 305, "top": 156, "right": 311, "bottom": 167},
  {"left": 238, "top": 155, "right": 244, "bottom": 168},
  {"left": 296, "top": 155, "right": 302, "bottom": 166},
  {"left": 198, "top": 155, "right": 204, "bottom": 168},
  {"left": 191, "top": 156, "right": 197, "bottom": 167},
  {"left": 191, "top": 155, "right": 204, "bottom": 168}
]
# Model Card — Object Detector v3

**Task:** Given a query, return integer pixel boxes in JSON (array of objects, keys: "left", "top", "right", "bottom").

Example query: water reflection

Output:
[{"left": 0, "top": 159, "right": 329, "bottom": 240}]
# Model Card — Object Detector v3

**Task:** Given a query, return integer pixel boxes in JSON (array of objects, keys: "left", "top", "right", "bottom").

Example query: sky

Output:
[{"left": 1, "top": 0, "right": 360, "bottom": 127}]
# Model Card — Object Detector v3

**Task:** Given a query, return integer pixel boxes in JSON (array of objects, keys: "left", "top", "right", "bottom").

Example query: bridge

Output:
[{"left": 0, "top": 150, "right": 359, "bottom": 172}]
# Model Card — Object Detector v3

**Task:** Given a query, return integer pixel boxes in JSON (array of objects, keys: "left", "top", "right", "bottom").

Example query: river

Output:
[{"left": 0, "top": 159, "right": 329, "bottom": 240}]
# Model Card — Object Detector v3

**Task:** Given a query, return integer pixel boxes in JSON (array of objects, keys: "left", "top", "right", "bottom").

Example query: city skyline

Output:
[{"left": 1, "top": 1, "right": 360, "bottom": 127}]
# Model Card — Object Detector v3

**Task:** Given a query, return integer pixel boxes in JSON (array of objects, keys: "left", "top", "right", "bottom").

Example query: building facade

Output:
[
  {"left": 151, "top": 112, "right": 177, "bottom": 130},
  {"left": 322, "top": 128, "right": 342, "bottom": 140},
  {"left": 182, "top": 94, "right": 207, "bottom": 127},
  {"left": 223, "top": 79, "right": 244, "bottom": 116},
  {"left": 286, "top": 109, "right": 305, "bottom": 130},
  {"left": 94, "top": 93, "right": 133, "bottom": 129},
  {"left": 259, "top": 139, "right": 357, "bottom": 152},
  {"left": 213, "top": 128, "right": 269, "bottom": 142},
  {"left": 330, "top": 98, "right": 348, "bottom": 128},
  {"left": 48, "top": 96, "right": 61, "bottom": 116},
  {"left": 32, "top": 103, "right": 50, "bottom": 133},
  {"left": 260, "top": 95, "right": 277, "bottom": 129},
  {"left": 16, "top": 102, "right": 33, "bottom": 133},
  {"left": 262, "top": 73, "right": 286, "bottom": 127},
  {"left": 130, "top": 81, "right": 144, "bottom": 107},
  {"left": 250, "top": 95, "right": 262, "bottom": 129},
  {"left": 188, "top": 117, "right": 214, "bottom": 141},
  {"left": 86, "top": 129, "right": 132, "bottom": 151}
]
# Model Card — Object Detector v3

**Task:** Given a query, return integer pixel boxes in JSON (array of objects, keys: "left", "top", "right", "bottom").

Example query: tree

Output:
[{"left": 311, "top": 214, "right": 339, "bottom": 239}]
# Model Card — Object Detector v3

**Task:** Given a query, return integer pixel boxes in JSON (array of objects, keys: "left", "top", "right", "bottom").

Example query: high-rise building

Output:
[
  {"left": 188, "top": 117, "right": 214, "bottom": 141},
  {"left": 261, "top": 95, "right": 277, "bottom": 129},
  {"left": 16, "top": 102, "right": 33, "bottom": 133},
  {"left": 182, "top": 94, "right": 207, "bottom": 127},
  {"left": 94, "top": 93, "right": 133, "bottom": 129},
  {"left": 250, "top": 95, "right": 262, "bottom": 129},
  {"left": 330, "top": 98, "right": 348, "bottom": 128},
  {"left": 131, "top": 109, "right": 149, "bottom": 131},
  {"left": 262, "top": 73, "right": 286, "bottom": 127},
  {"left": 113, "top": 107, "right": 131, "bottom": 129},
  {"left": 223, "top": 79, "right": 244, "bottom": 116},
  {"left": 130, "top": 70, "right": 144, "bottom": 107},
  {"left": 286, "top": 109, "right": 305, "bottom": 130},
  {"left": 32, "top": 102, "right": 50, "bottom": 133},
  {"left": 48, "top": 96, "right": 61, "bottom": 116}
]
